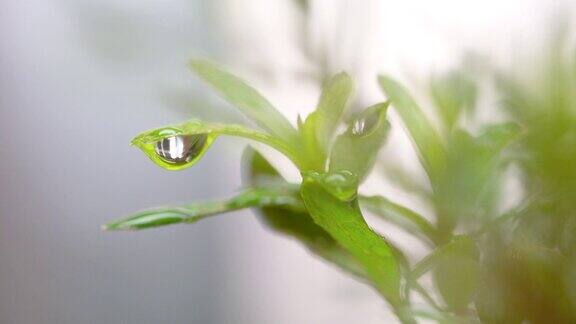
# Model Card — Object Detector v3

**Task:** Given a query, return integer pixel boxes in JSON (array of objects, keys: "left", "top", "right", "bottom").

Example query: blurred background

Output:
[{"left": 0, "top": 0, "right": 575, "bottom": 323}]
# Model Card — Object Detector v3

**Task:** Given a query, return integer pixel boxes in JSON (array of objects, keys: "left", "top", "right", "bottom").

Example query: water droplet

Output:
[
  {"left": 154, "top": 134, "right": 207, "bottom": 165},
  {"left": 322, "top": 170, "right": 358, "bottom": 201},
  {"left": 351, "top": 114, "right": 378, "bottom": 136}
]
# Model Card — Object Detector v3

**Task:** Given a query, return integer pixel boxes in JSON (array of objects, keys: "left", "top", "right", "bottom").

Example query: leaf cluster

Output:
[{"left": 106, "top": 32, "right": 576, "bottom": 323}]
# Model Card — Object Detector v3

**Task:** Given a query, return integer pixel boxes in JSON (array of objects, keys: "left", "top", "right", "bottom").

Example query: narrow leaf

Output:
[
  {"left": 298, "top": 73, "right": 354, "bottom": 170},
  {"left": 242, "top": 148, "right": 367, "bottom": 279},
  {"left": 189, "top": 59, "right": 299, "bottom": 146},
  {"left": 433, "top": 250, "right": 479, "bottom": 311},
  {"left": 104, "top": 187, "right": 303, "bottom": 231},
  {"left": 329, "top": 102, "right": 390, "bottom": 181},
  {"left": 299, "top": 111, "right": 326, "bottom": 170},
  {"left": 434, "top": 124, "right": 520, "bottom": 236},
  {"left": 378, "top": 76, "right": 447, "bottom": 185},
  {"left": 131, "top": 119, "right": 302, "bottom": 171},
  {"left": 360, "top": 195, "right": 437, "bottom": 245},
  {"left": 314, "top": 72, "right": 354, "bottom": 150},
  {"left": 300, "top": 172, "right": 403, "bottom": 308},
  {"left": 430, "top": 70, "right": 477, "bottom": 130},
  {"left": 411, "top": 235, "right": 477, "bottom": 280}
]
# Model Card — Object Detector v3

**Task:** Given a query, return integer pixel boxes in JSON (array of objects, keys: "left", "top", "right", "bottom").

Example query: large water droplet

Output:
[
  {"left": 322, "top": 170, "right": 358, "bottom": 201},
  {"left": 154, "top": 134, "right": 207, "bottom": 165}
]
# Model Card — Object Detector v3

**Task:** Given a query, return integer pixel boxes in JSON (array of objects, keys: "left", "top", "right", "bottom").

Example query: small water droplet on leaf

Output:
[
  {"left": 351, "top": 113, "right": 379, "bottom": 136},
  {"left": 303, "top": 170, "right": 358, "bottom": 201}
]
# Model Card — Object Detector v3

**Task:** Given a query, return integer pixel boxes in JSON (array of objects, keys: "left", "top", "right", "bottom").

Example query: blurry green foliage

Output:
[{"left": 107, "top": 27, "right": 576, "bottom": 323}]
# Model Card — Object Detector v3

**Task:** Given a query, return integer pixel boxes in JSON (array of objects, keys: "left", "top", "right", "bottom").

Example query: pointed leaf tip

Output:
[{"left": 378, "top": 75, "right": 446, "bottom": 185}]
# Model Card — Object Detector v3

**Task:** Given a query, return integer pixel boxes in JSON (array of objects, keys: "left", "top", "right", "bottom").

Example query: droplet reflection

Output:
[
  {"left": 154, "top": 134, "right": 207, "bottom": 165},
  {"left": 351, "top": 113, "right": 378, "bottom": 136}
]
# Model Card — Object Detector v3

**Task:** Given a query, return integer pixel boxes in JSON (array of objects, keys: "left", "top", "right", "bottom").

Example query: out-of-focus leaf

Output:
[
  {"left": 435, "top": 124, "right": 520, "bottom": 235},
  {"left": 410, "top": 235, "right": 479, "bottom": 311},
  {"left": 329, "top": 102, "right": 390, "bottom": 181},
  {"left": 477, "top": 122, "right": 522, "bottom": 152},
  {"left": 360, "top": 195, "right": 437, "bottom": 245},
  {"left": 474, "top": 232, "right": 572, "bottom": 324},
  {"left": 300, "top": 172, "right": 407, "bottom": 315},
  {"left": 376, "top": 161, "right": 431, "bottom": 197},
  {"left": 411, "top": 235, "right": 477, "bottom": 280},
  {"left": 104, "top": 187, "right": 303, "bottom": 231},
  {"left": 313, "top": 72, "right": 354, "bottom": 151},
  {"left": 242, "top": 148, "right": 367, "bottom": 279},
  {"left": 433, "top": 251, "right": 479, "bottom": 311},
  {"left": 378, "top": 76, "right": 446, "bottom": 185},
  {"left": 131, "top": 119, "right": 302, "bottom": 171},
  {"left": 189, "top": 59, "right": 299, "bottom": 146},
  {"left": 299, "top": 73, "right": 353, "bottom": 170},
  {"left": 475, "top": 256, "right": 524, "bottom": 324},
  {"left": 430, "top": 70, "right": 477, "bottom": 130},
  {"left": 475, "top": 275, "right": 523, "bottom": 324}
]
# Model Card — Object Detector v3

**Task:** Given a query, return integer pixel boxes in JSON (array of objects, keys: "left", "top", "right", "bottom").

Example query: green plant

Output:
[
  {"left": 106, "top": 58, "right": 415, "bottom": 322},
  {"left": 106, "top": 30, "right": 576, "bottom": 323}
]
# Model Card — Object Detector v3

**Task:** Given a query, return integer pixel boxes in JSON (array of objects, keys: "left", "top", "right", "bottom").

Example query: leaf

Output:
[
  {"left": 103, "top": 187, "right": 303, "bottom": 231},
  {"left": 313, "top": 73, "right": 354, "bottom": 150},
  {"left": 299, "top": 111, "right": 326, "bottom": 170},
  {"left": 378, "top": 76, "right": 447, "bottom": 185},
  {"left": 434, "top": 123, "right": 520, "bottom": 235},
  {"left": 131, "top": 119, "right": 302, "bottom": 171},
  {"left": 300, "top": 172, "right": 404, "bottom": 309},
  {"left": 189, "top": 59, "right": 299, "bottom": 146},
  {"left": 360, "top": 195, "right": 437, "bottom": 245},
  {"left": 411, "top": 235, "right": 477, "bottom": 280},
  {"left": 242, "top": 148, "right": 367, "bottom": 279},
  {"left": 429, "top": 70, "right": 477, "bottom": 130},
  {"left": 433, "top": 251, "right": 479, "bottom": 311},
  {"left": 410, "top": 235, "right": 479, "bottom": 311},
  {"left": 329, "top": 102, "right": 391, "bottom": 181},
  {"left": 477, "top": 122, "right": 522, "bottom": 152},
  {"left": 298, "top": 73, "right": 354, "bottom": 170}
]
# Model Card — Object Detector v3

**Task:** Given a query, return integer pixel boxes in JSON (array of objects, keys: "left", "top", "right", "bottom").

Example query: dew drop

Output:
[
  {"left": 154, "top": 134, "right": 208, "bottom": 165},
  {"left": 351, "top": 113, "right": 378, "bottom": 136},
  {"left": 321, "top": 170, "right": 358, "bottom": 201}
]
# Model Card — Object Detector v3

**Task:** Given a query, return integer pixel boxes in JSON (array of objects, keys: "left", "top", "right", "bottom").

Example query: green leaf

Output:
[
  {"left": 103, "top": 187, "right": 303, "bottom": 231},
  {"left": 378, "top": 76, "right": 447, "bottom": 185},
  {"left": 411, "top": 235, "right": 477, "bottom": 280},
  {"left": 299, "top": 111, "right": 326, "bottom": 170},
  {"left": 433, "top": 251, "right": 479, "bottom": 311},
  {"left": 313, "top": 72, "right": 354, "bottom": 150},
  {"left": 298, "top": 73, "right": 354, "bottom": 170},
  {"left": 329, "top": 102, "right": 391, "bottom": 181},
  {"left": 189, "top": 59, "right": 299, "bottom": 146},
  {"left": 300, "top": 172, "right": 404, "bottom": 310},
  {"left": 410, "top": 235, "right": 479, "bottom": 311},
  {"left": 434, "top": 123, "right": 520, "bottom": 235},
  {"left": 131, "top": 119, "right": 302, "bottom": 171},
  {"left": 429, "top": 70, "right": 477, "bottom": 130},
  {"left": 242, "top": 148, "right": 367, "bottom": 279},
  {"left": 360, "top": 195, "right": 437, "bottom": 245},
  {"left": 477, "top": 122, "right": 522, "bottom": 152}
]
